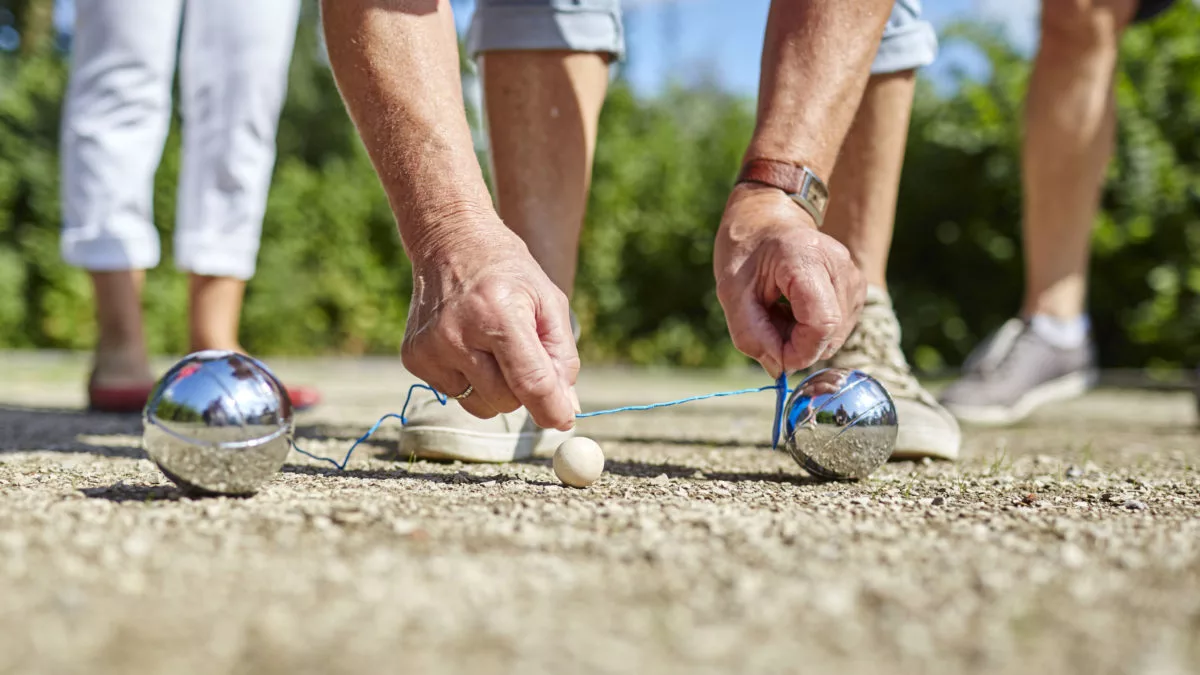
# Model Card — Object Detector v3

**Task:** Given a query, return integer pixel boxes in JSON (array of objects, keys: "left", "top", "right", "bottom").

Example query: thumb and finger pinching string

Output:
[{"left": 291, "top": 375, "right": 793, "bottom": 472}]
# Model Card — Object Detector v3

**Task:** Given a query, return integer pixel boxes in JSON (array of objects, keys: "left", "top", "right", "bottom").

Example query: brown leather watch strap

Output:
[{"left": 735, "top": 158, "right": 829, "bottom": 227}]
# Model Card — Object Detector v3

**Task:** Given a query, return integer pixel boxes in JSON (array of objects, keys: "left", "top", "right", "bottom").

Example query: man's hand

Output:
[
  {"left": 714, "top": 184, "right": 865, "bottom": 378},
  {"left": 712, "top": 0, "right": 891, "bottom": 379},
  {"left": 322, "top": 2, "right": 580, "bottom": 430},
  {"left": 401, "top": 216, "right": 580, "bottom": 431}
]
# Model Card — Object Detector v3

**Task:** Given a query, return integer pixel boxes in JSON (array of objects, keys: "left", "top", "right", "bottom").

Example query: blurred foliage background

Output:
[{"left": 0, "top": 0, "right": 1198, "bottom": 373}]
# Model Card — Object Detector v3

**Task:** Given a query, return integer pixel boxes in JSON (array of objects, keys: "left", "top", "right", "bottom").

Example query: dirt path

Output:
[{"left": 2, "top": 353, "right": 1198, "bottom": 675}]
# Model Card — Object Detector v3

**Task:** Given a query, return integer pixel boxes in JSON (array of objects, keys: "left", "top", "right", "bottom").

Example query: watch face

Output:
[
  {"left": 811, "top": 183, "right": 830, "bottom": 212},
  {"left": 804, "top": 172, "right": 829, "bottom": 214}
]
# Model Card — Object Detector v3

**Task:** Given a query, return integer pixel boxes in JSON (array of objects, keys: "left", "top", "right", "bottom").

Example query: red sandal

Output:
[
  {"left": 284, "top": 384, "right": 322, "bottom": 411},
  {"left": 87, "top": 380, "right": 157, "bottom": 414}
]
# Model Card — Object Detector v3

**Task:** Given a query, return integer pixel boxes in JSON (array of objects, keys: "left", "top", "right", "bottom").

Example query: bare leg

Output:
[
  {"left": 820, "top": 69, "right": 960, "bottom": 462},
  {"left": 90, "top": 271, "right": 154, "bottom": 386},
  {"left": 1021, "top": 0, "right": 1137, "bottom": 318},
  {"left": 822, "top": 71, "right": 916, "bottom": 287},
  {"left": 478, "top": 51, "right": 609, "bottom": 296},
  {"left": 186, "top": 274, "right": 321, "bottom": 408},
  {"left": 188, "top": 274, "right": 246, "bottom": 352},
  {"left": 938, "top": 0, "right": 1138, "bottom": 426}
]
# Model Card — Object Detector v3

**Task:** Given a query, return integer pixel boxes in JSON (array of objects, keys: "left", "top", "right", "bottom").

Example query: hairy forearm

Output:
[
  {"left": 321, "top": 0, "right": 495, "bottom": 257},
  {"left": 748, "top": 0, "right": 894, "bottom": 178}
]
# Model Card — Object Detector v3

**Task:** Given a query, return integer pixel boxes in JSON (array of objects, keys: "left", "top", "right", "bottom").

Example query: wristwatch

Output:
[{"left": 735, "top": 159, "right": 830, "bottom": 228}]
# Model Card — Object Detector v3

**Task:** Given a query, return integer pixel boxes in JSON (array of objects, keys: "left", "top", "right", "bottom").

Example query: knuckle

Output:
[
  {"left": 822, "top": 234, "right": 849, "bottom": 256},
  {"left": 829, "top": 244, "right": 853, "bottom": 268},
  {"left": 464, "top": 298, "right": 500, "bottom": 327},
  {"left": 779, "top": 273, "right": 818, "bottom": 305},
  {"left": 473, "top": 287, "right": 507, "bottom": 312},
  {"left": 510, "top": 368, "right": 557, "bottom": 400},
  {"left": 477, "top": 279, "right": 530, "bottom": 312},
  {"left": 802, "top": 310, "right": 840, "bottom": 335},
  {"left": 475, "top": 276, "right": 512, "bottom": 298},
  {"left": 817, "top": 316, "right": 842, "bottom": 334},
  {"left": 714, "top": 269, "right": 746, "bottom": 301},
  {"left": 714, "top": 282, "right": 735, "bottom": 306},
  {"left": 547, "top": 284, "right": 570, "bottom": 310},
  {"left": 560, "top": 354, "right": 583, "bottom": 379},
  {"left": 399, "top": 343, "right": 424, "bottom": 374}
]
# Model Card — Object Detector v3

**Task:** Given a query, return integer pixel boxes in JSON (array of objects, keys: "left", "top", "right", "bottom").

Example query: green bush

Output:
[
  {"left": 0, "top": 3, "right": 1198, "bottom": 371},
  {"left": 0, "top": 53, "right": 78, "bottom": 349},
  {"left": 576, "top": 83, "right": 754, "bottom": 367}
]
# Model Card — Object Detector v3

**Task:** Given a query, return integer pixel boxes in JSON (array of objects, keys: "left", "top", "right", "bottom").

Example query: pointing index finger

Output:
[{"left": 487, "top": 313, "right": 576, "bottom": 431}]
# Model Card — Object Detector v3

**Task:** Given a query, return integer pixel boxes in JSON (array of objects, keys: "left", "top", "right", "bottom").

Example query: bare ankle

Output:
[{"left": 92, "top": 344, "right": 153, "bottom": 385}]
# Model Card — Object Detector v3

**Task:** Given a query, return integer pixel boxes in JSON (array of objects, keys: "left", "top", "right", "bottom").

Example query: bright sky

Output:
[{"left": 451, "top": 0, "right": 1041, "bottom": 96}]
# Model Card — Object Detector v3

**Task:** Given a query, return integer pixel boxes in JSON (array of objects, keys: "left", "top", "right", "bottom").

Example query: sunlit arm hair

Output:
[{"left": 746, "top": 0, "right": 894, "bottom": 179}]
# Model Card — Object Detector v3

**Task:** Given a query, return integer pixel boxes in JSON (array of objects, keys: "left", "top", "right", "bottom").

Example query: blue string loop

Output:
[{"left": 291, "top": 377, "right": 792, "bottom": 471}]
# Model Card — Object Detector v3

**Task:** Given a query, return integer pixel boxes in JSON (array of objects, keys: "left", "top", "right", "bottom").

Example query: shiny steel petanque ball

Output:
[
  {"left": 783, "top": 368, "right": 898, "bottom": 481},
  {"left": 143, "top": 350, "right": 294, "bottom": 496}
]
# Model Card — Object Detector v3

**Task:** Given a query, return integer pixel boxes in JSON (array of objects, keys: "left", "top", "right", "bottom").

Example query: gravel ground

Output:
[{"left": 2, "top": 352, "right": 1199, "bottom": 675}]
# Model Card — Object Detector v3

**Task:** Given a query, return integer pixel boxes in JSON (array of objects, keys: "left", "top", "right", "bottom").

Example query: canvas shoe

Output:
[
  {"left": 938, "top": 318, "right": 1097, "bottom": 426},
  {"left": 815, "top": 286, "right": 961, "bottom": 461},
  {"left": 399, "top": 394, "right": 574, "bottom": 462},
  {"left": 398, "top": 311, "right": 581, "bottom": 463}
]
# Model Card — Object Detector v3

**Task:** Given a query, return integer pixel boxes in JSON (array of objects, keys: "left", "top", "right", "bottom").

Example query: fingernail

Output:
[
  {"left": 570, "top": 386, "right": 582, "bottom": 415},
  {"left": 816, "top": 340, "right": 831, "bottom": 359}
]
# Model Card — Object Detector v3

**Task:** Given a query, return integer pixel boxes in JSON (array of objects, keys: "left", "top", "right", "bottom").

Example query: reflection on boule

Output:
[
  {"left": 783, "top": 368, "right": 897, "bottom": 481},
  {"left": 143, "top": 350, "right": 294, "bottom": 496}
]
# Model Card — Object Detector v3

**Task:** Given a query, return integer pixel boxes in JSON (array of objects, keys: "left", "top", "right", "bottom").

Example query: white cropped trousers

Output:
[{"left": 60, "top": 0, "right": 300, "bottom": 280}]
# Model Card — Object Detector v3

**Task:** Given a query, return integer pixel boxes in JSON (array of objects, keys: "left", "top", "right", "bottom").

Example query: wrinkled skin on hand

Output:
[
  {"left": 714, "top": 184, "right": 866, "bottom": 378},
  {"left": 401, "top": 220, "right": 580, "bottom": 431}
]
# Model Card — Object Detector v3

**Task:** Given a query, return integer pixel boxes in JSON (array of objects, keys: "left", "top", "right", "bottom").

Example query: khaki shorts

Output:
[{"left": 467, "top": 0, "right": 938, "bottom": 75}]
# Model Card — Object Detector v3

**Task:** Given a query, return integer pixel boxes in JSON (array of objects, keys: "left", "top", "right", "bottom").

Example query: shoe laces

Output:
[
  {"left": 820, "top": 300, "right": 927, "bottom": 401},
  {"left": 962, "top": 318, "right": 1026, "bottom": 375}
]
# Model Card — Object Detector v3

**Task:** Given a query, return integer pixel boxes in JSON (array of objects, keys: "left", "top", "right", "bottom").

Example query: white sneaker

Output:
[
  {"left": 815, "top": 286, "right": 961, "bottom": 461},
  {"left": 399, "top": 391, "right": 573, "bottom": 463}
]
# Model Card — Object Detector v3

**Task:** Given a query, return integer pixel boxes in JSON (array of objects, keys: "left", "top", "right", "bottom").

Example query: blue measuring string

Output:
[{"left": 291, "top": 374, "right": 792, "bottom": 471}]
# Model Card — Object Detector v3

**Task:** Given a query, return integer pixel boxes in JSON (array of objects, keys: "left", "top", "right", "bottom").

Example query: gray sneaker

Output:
[
  {"left": 938, "top": 318, "right": 1097, "bottom": 426},
  {"left": 816, "top": 286, "right": 961, "bottom": 461},
  {"left": 399, "top": 310, "right": 581, "bottom": 463}
]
